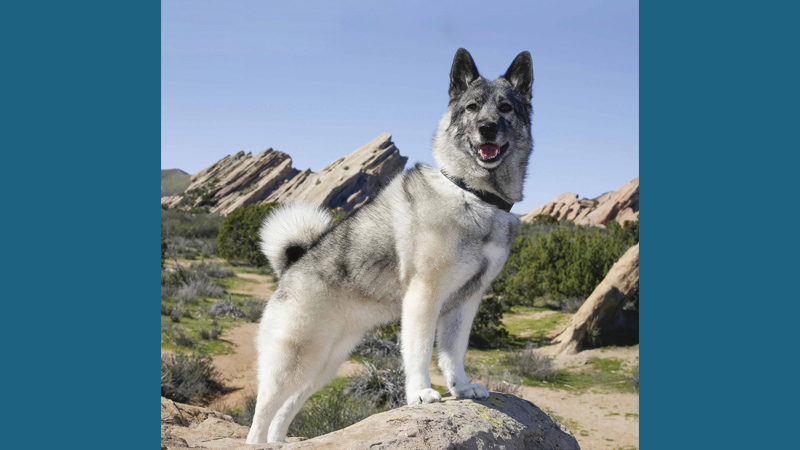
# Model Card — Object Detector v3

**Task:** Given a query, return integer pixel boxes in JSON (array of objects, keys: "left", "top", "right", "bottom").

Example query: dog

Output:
[{"left": 246, "top": 48, "right": 534, "bottom": 444}]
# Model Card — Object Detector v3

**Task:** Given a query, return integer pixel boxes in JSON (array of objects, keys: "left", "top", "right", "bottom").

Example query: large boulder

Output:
[
  {"left": 548, "top": 243, "right": 640, "bottom": 355},
  {"left": 161, "top": 393, "right": 580, "bottom": 449},
  {"left": 161, "top": 134, "right": 407, "bottom": 215}
]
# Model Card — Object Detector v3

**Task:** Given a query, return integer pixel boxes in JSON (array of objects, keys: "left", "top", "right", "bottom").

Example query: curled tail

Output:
[{"left": 259, "top": 203, "right": 333, "bottom": 277}]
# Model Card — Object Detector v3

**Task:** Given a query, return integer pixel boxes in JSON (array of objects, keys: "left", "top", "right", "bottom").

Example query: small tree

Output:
[{"left": 217, "top": 203, "right": 279, "bottom": 267}]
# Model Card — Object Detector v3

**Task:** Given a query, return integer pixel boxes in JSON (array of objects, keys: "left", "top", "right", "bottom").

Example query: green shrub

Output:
[
  {"left": 161, "top": 353, "right": 223, "bottom": 404},
  {"left": 190, "top": 262, "right": 235, "bottom": 278},
  {"left": 241, "top": 299, "right": 266, "bottom": 323},
  {"left": 494, "top": 221, "right": 638, "bottom": 305},
  {"left": 530, "top": 214, "right": 558, "bottom": 225},
  {"left": 217, "top": 203, "right": 280, "bottom": 267},
  {"left": 161, "top": 208, "right": 224, "bottom": 239},
  {"left": 478, "top": 367, "right": 522, "bottom": 395},
  {"left": 289, "top": 383, "right": 377, "bottom": 438},
  {"left": 346, "top": 356, "right": 405, "bottom": 409},
  {"left": 162, "top": 321, "right": 197, "bottom": 348},
  {"left": 200, "top": 321, "right": 222, "bottom": 340},
  {"left": 469, "top": 295, "right": 510, "bottom": 348},
  {"left": 161, "top": 208, "right": 224, "bottom": 258},
  {"left": 219, "top": 395, "right": 258, "bottom": 426},
  {"left": 502, "top": 346, "right": 560, "bottom": 382}
]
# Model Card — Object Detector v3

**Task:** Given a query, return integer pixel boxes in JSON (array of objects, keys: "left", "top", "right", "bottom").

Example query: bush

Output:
[
  {"left": 161, "top": 208, "right": 225, "bottom": 239},
  {"left": 161, "top": 352, "right": 223, "bottom": 404},
  {"left": 164, "top": 236, "right": 218, "bottom": 259},
  {"left": 200, "top": 321, "right": 222, "bottom": 340},
  {"left": 629, "top": 366, "right": 639, "bottom": 391},
  {"left": 220, "top": 395, "right": 258, "bottom": 426},
  {"left": 217, "top": 203, "right": 280, "bottom": 267},
  {"left": 241, "top": 299, "right": 266, "bottom": 323},
  {"left": 289, "top": 383, "right": 378, "bottom": 439},
  {"left": 502, "top": 346, "right": 560, "bottom": 382},
  {"left": 208, "top": 300, "right": 245, "bottom": 319},
  {"left": 346, "top": 356, "right": 406, "bottom": 409},
  {"left": 190, "top": 262, "right": 235, "bottom": 278},
  {"left": 161, "top": 209, "right": 224, "bottom": 259},
  {"left": 175, "top": 279, "right": 224, "bottom": 302},
  {"left": 469, "top": 295, "right": 510, "bottom": 349},
  {"left": 352, "top": 335, "right": 400, "bottom": 359},
  {"left": 530, "top": 214, "right": 558, "bottom": 225},
  {"left": 162, "top": 322, "right": 197, "bottom": 348},
  {"left": 478, "top": 367, "right": 522, "bottom": 396},
  {"left": 493, "top": 220, "right": 639, "bottom": 305}
]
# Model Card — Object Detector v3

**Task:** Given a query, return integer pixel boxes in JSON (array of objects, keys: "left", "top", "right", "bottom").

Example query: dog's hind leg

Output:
[
  {"left": 266, "top": 331, "right": 364, "bottom": 442},
  {"left": 436, "top": 291, "right": 489, "bottom": 399},
  {"left": 245, "top": 323, "right": 334, "bottom": 444}
]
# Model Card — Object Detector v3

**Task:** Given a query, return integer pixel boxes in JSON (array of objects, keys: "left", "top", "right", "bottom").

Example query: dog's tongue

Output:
[{"left": 479, "top": 144, "right": 499, "bottom": 159}]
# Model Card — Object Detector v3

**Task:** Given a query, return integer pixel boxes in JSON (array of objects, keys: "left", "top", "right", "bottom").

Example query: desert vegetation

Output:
[
  {"left": 160, "top": 204, "right": 639, "bottom": 449},
  {"left": 161, "top": 207, "right": 225, "bottom": 260},
  {"left": 217, "top": 203, "right": 279, "bottom": 267}
]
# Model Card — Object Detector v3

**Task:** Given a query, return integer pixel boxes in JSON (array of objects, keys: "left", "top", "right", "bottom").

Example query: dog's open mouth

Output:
[{"left": 477, "top": 143, "right": 509, "bottom": 162}]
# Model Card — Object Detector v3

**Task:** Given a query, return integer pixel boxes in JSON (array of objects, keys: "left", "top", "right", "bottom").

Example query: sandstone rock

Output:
[
  {"left": 161, "top": 393, "right": 580, "bottom": 450},
  {"left": 548, "top": 244, "right": 639, "bottom": 355},
  {"left": 521, "top": 177, "right": 639, "bottom": 227},
  {"left": 161, "top": 134, "right": 407, "bottom": 215}
]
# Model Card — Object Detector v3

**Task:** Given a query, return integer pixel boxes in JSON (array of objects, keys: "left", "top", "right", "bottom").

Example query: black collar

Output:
[{"left": 440, "top": 171, "right": 514, "bottom": 212}]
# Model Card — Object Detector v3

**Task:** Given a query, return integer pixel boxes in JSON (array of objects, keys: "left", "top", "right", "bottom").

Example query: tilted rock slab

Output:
[
  {"left": 548, "top": 243, "right": 639, "bottom": 355},
  {"left": 161, "top": 393, "right": 580, "bottom": 450},
  {"left": 521, "top": 177, "right": 639, "bottom": 227},
  {"left": 161, "top": 133, "right": 407, "bottom": 215}
]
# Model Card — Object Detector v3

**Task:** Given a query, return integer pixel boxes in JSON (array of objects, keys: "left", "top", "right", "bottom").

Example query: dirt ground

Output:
[{"left": 208, "top": 270, "right": 639, "bottom": 450}]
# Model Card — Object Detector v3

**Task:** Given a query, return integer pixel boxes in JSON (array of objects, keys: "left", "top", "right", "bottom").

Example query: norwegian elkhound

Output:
[{"left": 246, "top": 48, "right": 534, "bottom": 443}]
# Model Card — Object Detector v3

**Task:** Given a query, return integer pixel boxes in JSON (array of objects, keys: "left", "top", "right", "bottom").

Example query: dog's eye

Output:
[
  {"left": 499, "top": 104, "right": 512, "bottom": 113},
  {"left": 466, "top": 103, "right": 478, "bottom": 112}
]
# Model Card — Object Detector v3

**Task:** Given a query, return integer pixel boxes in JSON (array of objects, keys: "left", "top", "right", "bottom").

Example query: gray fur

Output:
[{"left": 246, "top": 49, "right": 534, "bottom": 444}]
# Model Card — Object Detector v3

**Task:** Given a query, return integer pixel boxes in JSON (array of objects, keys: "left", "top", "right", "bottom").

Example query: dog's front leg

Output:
[
  {"left": 401, "top": 278, "right": 444, "bottom": 406},
  {"left": 436, "top": 292, "right": 489, "bottom": 400}
]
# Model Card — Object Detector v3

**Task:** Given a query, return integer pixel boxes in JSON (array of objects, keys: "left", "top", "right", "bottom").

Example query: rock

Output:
[
  {"left": 161, "top": 134, "right": 407, "bottom": 215},
  {"left": 548, "top": 244, "right": 639, "bottom": 355},
  {"left": 160, "top": 393, "right": 580, "bottom": 449},
  {"left": 521, "top": 177, "right": 638, "bottom": 227}
]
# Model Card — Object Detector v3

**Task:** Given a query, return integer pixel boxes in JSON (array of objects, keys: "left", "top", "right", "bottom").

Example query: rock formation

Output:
[
  {"left": 161, "top": 134, "right": 408, "bottom": 215},
  {"left": 521, "top": 177, "right": 639, "bottom": 227},
  {"left": 548, "top": 244, "right": 639, "bottom": 355},
  {"left": 161, "top": 393, "right": 580, "bottom": 450}
]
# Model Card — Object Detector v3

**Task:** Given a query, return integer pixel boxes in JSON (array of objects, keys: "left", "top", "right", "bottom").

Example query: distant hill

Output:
[{"left": 161, "top": 169, "right": 191, "bottom": 197}]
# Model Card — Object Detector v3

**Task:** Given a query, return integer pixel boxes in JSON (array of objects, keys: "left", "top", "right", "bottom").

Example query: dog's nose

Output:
[{"left": 478, "top": 122, "right": 498, "bottom": 140}]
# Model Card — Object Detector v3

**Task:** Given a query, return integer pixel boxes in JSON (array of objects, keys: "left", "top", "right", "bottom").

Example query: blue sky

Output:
[{"left": 161, "top": 0, "right": 638, "bottom": 214}]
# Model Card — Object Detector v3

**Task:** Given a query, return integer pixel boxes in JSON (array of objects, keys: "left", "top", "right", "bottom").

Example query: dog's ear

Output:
[
  {"left": 449, "top": 48, "right": 480, "bottom": 101},
  {"left": 503, "top": 51, "right": 533, "bottom": 104}
]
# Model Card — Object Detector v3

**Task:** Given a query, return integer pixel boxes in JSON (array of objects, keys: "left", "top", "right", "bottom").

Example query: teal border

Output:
[
  {"left": 644, "top": 2, "right": 796, "bottom": 449},
  {"left": 3, "top": 2, "right": 156, "bottom": 448},
  {"left": 4, "top": 1, "right": 796, "bottom": 449}
]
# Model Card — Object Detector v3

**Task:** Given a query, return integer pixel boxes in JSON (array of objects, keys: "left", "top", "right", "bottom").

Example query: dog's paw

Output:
[
  {"left": 407, "top": 388, "right": 443, "bottom": 406},
  {"left": 453, "top": 383, "right": 490, "bottom": 400}
]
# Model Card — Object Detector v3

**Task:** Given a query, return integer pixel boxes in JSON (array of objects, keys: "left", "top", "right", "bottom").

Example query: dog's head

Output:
[{"left": 433, "top": 48, "right": 534, "bottom": 202}]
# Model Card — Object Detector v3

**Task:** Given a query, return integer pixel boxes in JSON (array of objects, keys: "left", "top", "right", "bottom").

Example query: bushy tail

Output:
[{"left": 259, "top": 203, "right": 333, "bottom": 277}]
